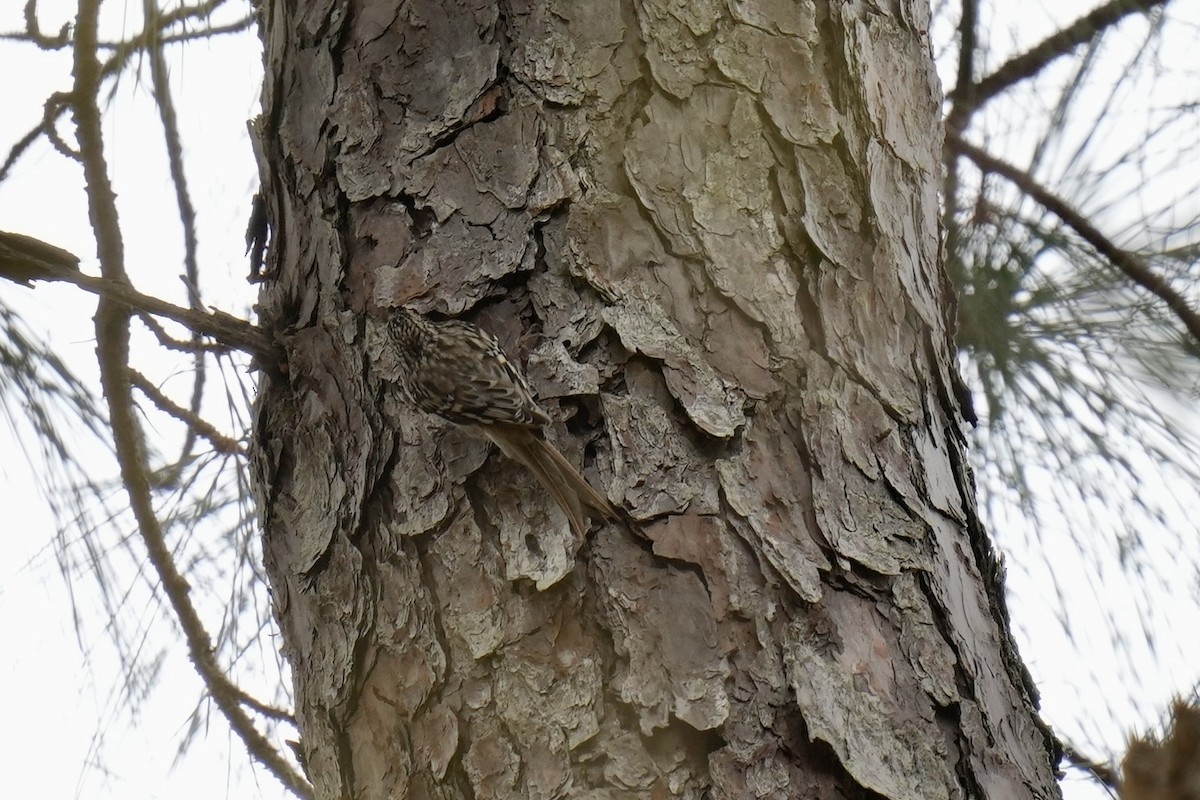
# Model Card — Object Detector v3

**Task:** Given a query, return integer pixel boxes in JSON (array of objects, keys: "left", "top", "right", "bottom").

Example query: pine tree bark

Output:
[{"left": 250, "top": 0, "right": 1061, "bottom": 798}]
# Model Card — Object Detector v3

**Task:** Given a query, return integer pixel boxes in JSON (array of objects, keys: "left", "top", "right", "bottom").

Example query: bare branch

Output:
[
  {"left": 6, "top": 261, "right": 279, "bottom": 362},
  {"left": 0, "top": 229, "right": 80, "bottom": 285},
  {"left": 43, "top": 91, "right": 82, "bottom": 161},
  {"left": 236, "top": 691, "right": 297, "bottom": 725},
  {"left": 0, "top": 92, "right": 83, "bottom": 183},
  {"left": 137, "top": 312, "right": 237, "bottom": 355},
  {"left": 142, "top": 0, "right": 206, "bottom": 464},
  {"left": 157, "top": 15, "right": 254, "bottom": 45},
  {"left": 947, "top": 0, "right": 979, "bottom": 127},
  {"left": 129, "top": 369, "right": 244, "bottom": 456},
  {"left": 1, "top": 0, "right": 71, "bottom": 49}
]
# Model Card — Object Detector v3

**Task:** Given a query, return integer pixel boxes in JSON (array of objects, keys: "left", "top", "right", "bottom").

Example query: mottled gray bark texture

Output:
[{"left": 250, "top": 0, "right": 1061, "bottom": 798}]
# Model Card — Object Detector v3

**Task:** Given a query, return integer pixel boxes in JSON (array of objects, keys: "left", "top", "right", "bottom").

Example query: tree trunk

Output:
[{"left": 250, "top": 0, "right": 1061, "bottom": 798}]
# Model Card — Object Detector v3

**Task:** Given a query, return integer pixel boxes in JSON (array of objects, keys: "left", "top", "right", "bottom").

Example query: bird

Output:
[{"left": 387, "top": 305, "right": 616, "bottom": 538}]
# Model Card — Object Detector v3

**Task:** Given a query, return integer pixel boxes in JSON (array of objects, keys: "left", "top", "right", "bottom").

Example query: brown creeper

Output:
[{"left": 388, "top": 306, "right": 616, "bottom": 538}]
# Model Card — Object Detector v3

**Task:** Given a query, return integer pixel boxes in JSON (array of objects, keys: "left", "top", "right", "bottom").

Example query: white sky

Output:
[
  {"left": 0, "top": 2, "right": 286, "bottom": 798},
  {"left": 1, "top": 2, "right": 1198, "bottom": 799}
]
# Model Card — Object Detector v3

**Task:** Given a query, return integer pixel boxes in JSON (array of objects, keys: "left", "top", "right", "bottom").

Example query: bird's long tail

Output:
[{"left": 486, "top": 425, "right": 616, "bottom": 539}]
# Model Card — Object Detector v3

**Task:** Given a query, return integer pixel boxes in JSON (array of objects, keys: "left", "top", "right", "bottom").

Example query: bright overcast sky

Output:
[{"left": 0, "top": 2, "right": 280, "bottom": 798}]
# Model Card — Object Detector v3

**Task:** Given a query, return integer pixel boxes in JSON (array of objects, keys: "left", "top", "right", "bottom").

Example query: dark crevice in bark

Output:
[
  {"left": 429, "top": 81, "right": 510, "bottom": 155},
  {"left": 354, "top": 426, "right": 399, "bottom": 540},
  {"left": 407, "top": 531, "right": 455, "bottom": 686},
  {"left": 393, "top": 190, "right": 438, "bottom": 241},
  {"left": 463, "top": 468, "right": 505, "bottom": 544},
  {"left": 754, "top": 99, "right": 826, "bottom": 365},
  {"left": 813, "top": 2, "right": 848, "bottom": 115},
  {"left": 327, "top": 703, "right": 358, "bottom": 799}
]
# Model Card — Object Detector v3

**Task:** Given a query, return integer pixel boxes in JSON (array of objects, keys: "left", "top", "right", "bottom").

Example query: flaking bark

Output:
[{"left": 250, "top": 0, "right": 1061, "bottom": 798}]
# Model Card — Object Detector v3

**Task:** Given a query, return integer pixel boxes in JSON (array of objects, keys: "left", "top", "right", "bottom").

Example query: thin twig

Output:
[
  {"left": 42, "top": 91, "right": 82, "bottom": 161},
  {"left": 142, "top": 0, "right": 206, "bottom": 464},
  {"left": 97, "top": 15, "right": 254, "bottom": 50},
  {"left": 137, "top": 312, "right": 237, "bottom": 354},
  {"left": 236, "top": 690, "right": 297, "bottom": 724},
  {"left": 12, "top": 0, "right": 70, "bottom": 49},
  {"left": 129, "top": 369, "right": 244, "bottom": 456},
  {"left": 949, "top": 131, "right": 1200, "bottom": 347}
]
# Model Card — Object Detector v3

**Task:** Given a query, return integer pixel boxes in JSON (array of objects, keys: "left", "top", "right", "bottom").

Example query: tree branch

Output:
[
  {"left": 949, "top": 131, "right": 1200, "bottom": 347},
  {"left": 6, "top": 261, "right": 280, "bottom": 362},
  {"left": 136, "top": 312, "right": 238, "bottom": 354},
  {"left": 142, "top": 0, "right": 206, "bottom": 464},
  {"left": 129, "top": 369, "right": 245, "bottom": 456}
]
